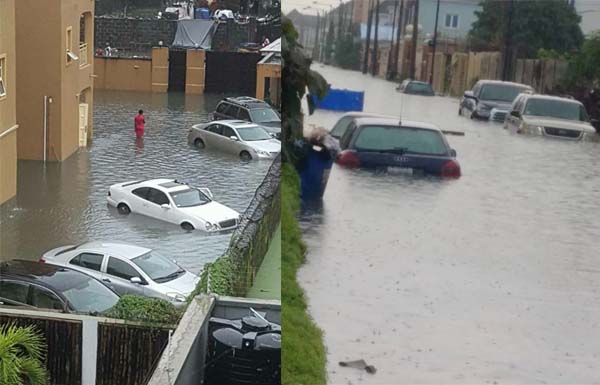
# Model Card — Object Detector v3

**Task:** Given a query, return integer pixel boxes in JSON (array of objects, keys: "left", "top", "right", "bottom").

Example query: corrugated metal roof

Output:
[{"left": 261, "top": 38, "right": 281, "bottom": 53}]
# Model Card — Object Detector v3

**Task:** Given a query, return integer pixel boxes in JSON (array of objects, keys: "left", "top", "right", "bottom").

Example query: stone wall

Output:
[{"left": 95, "top": 16, "right": 177, "bottom": 56}]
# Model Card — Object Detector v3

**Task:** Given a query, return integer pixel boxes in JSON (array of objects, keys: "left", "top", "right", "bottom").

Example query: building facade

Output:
[
  {"left": 0, "top": 0, "right": 17, "bottom": 205},
  {"left": 15, "top": 0, "right": 94, "bottom": 162}
]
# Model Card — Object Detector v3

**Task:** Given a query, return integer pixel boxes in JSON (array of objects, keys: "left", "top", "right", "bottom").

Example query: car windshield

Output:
[
  {"left": 480, "top": 84, "right": 529, "bottom": 102},
  {"left": 330, "top": 116, "right": 354, "bottom": 138},
  {"left": 132, "top": 251, "right": 183, "bottom": 282},
  {"left": 524, "top": 98, "right": 588, "bottom": 121},
  {"left": 61, "top": 277, "right": 119, "bottom": 314},
  {"left": 236, "top": 125, "right": 272, "bottom": 141},
  {"left": 249, "top": 108, "right": 280, "bottom": 123},
  {"left": 169, "top": 188, "right": 211, "bottom": 208},
  {"left": 406, "top": 82, "right": 433, "bottom": 94},
  {"left": 354, "top": 125, "right": 449, "bottom": 155}
]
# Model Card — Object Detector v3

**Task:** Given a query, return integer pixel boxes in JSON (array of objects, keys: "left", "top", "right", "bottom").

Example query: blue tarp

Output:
[{"left": 312, "top": 88, "right": 365, "bottom": 112}]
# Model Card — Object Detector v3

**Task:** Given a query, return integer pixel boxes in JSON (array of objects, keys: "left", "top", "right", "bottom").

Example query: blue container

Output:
[
  {"left": 195, "top": 7, "right": 210, "bottom": 19},
  {"left": 299, "top": 147, "right": 334, "bottom": 199},
  {"left": 313, "top": 88, "right": 364, "bottom": 112}
]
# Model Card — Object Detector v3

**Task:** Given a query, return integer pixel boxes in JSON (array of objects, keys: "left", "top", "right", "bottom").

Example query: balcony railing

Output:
[{"left": 79, "top": 43, "right": 88, "bottom": 67}]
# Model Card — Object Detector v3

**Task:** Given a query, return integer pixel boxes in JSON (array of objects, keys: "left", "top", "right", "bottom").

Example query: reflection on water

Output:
[
  {"left": 0, "top": 90, "right": 272, "bottom": 274},
  {"left": 298, "top": 65, "right": 600, "bottom": 384}
]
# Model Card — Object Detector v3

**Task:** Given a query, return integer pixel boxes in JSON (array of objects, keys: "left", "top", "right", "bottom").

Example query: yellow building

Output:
[
  {"left": 15, "top": 0, "right": 94, "bottom": 162},
  {"left": 0, "top": 0, "right": 17, "bottom": 205}
]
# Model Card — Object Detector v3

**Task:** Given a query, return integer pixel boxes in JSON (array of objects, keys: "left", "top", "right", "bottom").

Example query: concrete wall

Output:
[
  {"left": 95, "top": 16, "right": 177, "bottom": 56},
  {"left": 256, "top": 62, "right": 281, "bottom": 106},
  {"left": 0, "top": 0, "right": 17, "bottom": 205},
  {"left": 185, "top": 49, "right": 205, "bottom": 94},
  {"left": 151, "top": 47, "right": 169, "bottom": 92},
  {"left": 94, "top": 57, "right": 152, "bottom": 92},
  {"left": 15, "top": 0, "right": 94, "bottom": 161}
]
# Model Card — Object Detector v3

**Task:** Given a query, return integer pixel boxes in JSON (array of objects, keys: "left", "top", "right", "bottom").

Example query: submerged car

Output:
[
  {"left": 212, "top": 96, "right": 281, "bottom": 138},
  {"left": 504, "top": 93, "right": 599, "bottom": 141},
  {"left": 336, "top": 117, "right": 461, "bottom": 177},
  {"left": 188, "top": 120, "right": 280, "bottom": 160},
  {"left": 460, "top": 80, "right": 533, "bottom": 121},
  {"left": 107, "top": 179, "right": 240, "bottom": 231},
  {"left": 41, "top": 242, "right": 199, "bottom": 304},
  {"left": 0, "top": 260, "right": 119, "bottom": 315},
  {"left": 397, "top": 80, "right": 435, "bottom": 96}
]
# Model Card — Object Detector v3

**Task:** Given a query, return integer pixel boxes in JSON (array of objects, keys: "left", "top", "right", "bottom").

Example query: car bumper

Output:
[
  {"left": 107, "top": 196, "right": 118, "bottom": 207},
  {"left": 255, "top": 151, "right": 280, "bottom": 159},
  {"left": 490, "top": 108, "right": 508, "bottom": 122}
]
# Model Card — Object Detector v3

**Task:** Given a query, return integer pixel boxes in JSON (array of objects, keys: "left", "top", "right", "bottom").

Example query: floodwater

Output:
[
  {"left": 0, "top": 90, "right": 272, "bottom": 274},
  {"left": 298, "top": 65, "right": 600, "bottom": 384}
]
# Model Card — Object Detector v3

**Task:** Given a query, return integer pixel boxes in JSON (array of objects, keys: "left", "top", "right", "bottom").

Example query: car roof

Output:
[
  {"left": 74, "top": 242, "right": 150, "bottom": 259},
  {"left": 0, "top": 260, "right": 98, "bottom": 291},
  {"left": 124, "top": 179, "right": 192, "bottom": 193},
  {"left": 352, "top": 117, "right": 442, "bottom": 132},
  {"left": 407, "top": 80, "right": 432, "bottom": 85},
  {"left": 338, "top": 111, "right": 399, "bottom": 119},
  {"left": 477, "top": 79, "right": 533, "bottom": 88},
  {"left": 521, "top": 93, "right": 583, "bottom": 105},
  {"left": 216, "top": 119, "right": 262, "bottom": 128},
  {"left": 220, "top": 96, "right": 270, "bottom": 109}
]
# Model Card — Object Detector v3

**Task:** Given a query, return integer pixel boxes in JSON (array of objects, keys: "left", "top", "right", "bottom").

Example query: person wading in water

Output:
[{"left": 134, "top": 110, "right": 145, "bottom": 138}]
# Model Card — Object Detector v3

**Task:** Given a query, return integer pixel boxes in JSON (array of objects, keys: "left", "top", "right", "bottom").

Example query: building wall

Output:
[
  {"left": 417, "top": 0, "right": 481, "bottom": 40},
  {"left": 95, "top": 16, "right": 177, "bottom": 56},
  {"left": 94, "top": 57, "right": 152, "bottom": 92},
  {"left": 0, "top": 0, "right": 17, "bottom": 205},
  {"left": 15, "top": 0, "right": 93, "bottom": 162}
]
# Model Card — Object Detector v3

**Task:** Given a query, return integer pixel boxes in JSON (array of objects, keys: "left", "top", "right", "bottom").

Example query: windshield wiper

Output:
[{"left": 154, "top": 269, "right": 185, "bottom": 282}]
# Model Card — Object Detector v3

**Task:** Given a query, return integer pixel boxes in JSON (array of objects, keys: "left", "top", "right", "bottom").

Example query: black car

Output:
[
  {"left": 0, "top": 260, "right": 120, "bottom": 315},
  {"left": 212, "top": 96, "right": 281, "bottom": 139},
  {"left": 397, "top": 80, "right": 435, "bottom": 96}
]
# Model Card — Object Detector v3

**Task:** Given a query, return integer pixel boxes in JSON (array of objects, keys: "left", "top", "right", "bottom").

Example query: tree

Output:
[
  {"left": 324, "top": 18, "right": 336, "bottom": 65},
  {"left": 566, "top": 32, "right": 600, "bottom": 88},
  {"left": 469, "top": 0, "right": 584, "bottom": 58},
  {"left": 282, "top": 18, "right": 328, "bottom": 167},
  {"left": 0, "top": 324, "right": 47, "bottom": 385},
  {"left": 335, "top": 25, "right": 362, "bottom": 70}
]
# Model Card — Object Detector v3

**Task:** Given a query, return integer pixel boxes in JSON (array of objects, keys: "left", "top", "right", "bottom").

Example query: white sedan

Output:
[
  {"left": 107, "top": 179, "right": 240, "bottom": 231},
  {"left": 41, "top": 242, "right": 199, "bottom": 304},
  {"left": 188, "top": 120, "right": 280, "bottom": 160}
]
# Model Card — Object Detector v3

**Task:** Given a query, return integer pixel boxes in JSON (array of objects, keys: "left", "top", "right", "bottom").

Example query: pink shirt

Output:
[{"left": 135, "top": 115, "right": 145, "bottom": 130}]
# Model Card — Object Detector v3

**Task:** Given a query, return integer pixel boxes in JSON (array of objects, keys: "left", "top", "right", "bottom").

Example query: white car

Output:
[
  {"left": 188, "top": 120, "right": 280, "bottom": 160},
  {"left": 41, "top": 242, "right": 199, "bottom": 304},
  {"left": 107, "top": 179, "right": 239, "bottom": 231}
]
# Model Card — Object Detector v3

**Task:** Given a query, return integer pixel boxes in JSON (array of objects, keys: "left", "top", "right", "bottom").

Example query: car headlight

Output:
[
  {"left": 477, "top": 103, "right": 492, "bottom": 111},
  {"left": 534, "top": 125, "right": 544, "bottom": 134},
  {"left": 204, "top": 222, "right": 221, "bottom": 231},
  {"left": 166, "top": 292, "right": 187, "bottom": 302},
  {"left": 256, "top": 150, "right": 271, "bottom": 157}
]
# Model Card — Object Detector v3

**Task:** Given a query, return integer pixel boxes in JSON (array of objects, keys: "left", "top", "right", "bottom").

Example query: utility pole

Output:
[
  {"left": 409, "top": 0, "right": 419, "bottom": 80},
  {"left": 363, "top": 0, "right": 374, "bottom": 74},
  {"left": 313, "top": 11, "right": 320, "bottom": 61},
  {"left": 372, "top": 0, "right": 380, "bottom": 76},
  {"left": 429, "top": 0, "right": 440, "bottom": 84},
  {"left": 386, "top": 0, "right": 399, "bottom": 79},
  {"left": 502, "top": 0, "right": 514, "bottom": 80},
  {"left": 392, "top": 0, "right": 405, "bottom": 80}
]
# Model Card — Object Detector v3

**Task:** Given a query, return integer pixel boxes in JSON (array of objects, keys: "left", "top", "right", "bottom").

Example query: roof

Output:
[
  {"left": 476, "top": 80, "right": 533, "bottom": 88},
  {"left": 352, "top": 117, "right": 441, "bottom": 132},
  {"left": 0, "top": 260, "right": 97, "bottom": 291},
  {"left": 217, "top": 119, "right": 261, "bottom": 128},
  {"left": 76, "top": 242, "right": 150, "bottom": 259},
  {"left": 261, "top": 38, "right": 280, "bottom": 53},
  {"left": 522, "top": 93, "right": 583, "bottom": 105}
]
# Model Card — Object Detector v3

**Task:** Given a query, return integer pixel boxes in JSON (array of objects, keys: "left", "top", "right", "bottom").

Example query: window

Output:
[
  {"left": 30, "top": 286, "right": 65, "bottom": 310},
  {"left": 445, "top": 14, "right": 459, "bottom": 29},
  {"left": 0, "top": 281, "right": 29, "bottom": 304},
  {"left": 222, "top": 126, "right": 237, "bottom": 138},
  {"left": 228, "top": 106, "right": 241, "bottom": 119},
  {"left": 330, "top": 116, "right": 354, "bottom": 139},
  {"left": 236, "top": 126, "right": 271, "bottom": 141},
  {"left": 70, "top": 253, "right": 103, "bottom": 271},
  {"left": 340, "top": 123, "right": 357, "bottom": 150},
  {"left": 107, "top": 257, "right": 140, "bottom": 281},
  {"left": 216, "top": 102, "right": 229, "bottom": 114},
  {"left": 0, "top": 55, "right": 6, "bottom": 98},
  {"left": 237, "top": 108, "right": 251, "bottom": 121},
  {"left": 170, "top": 188, "right": 211, "bottom": 208},
  {"left": 66, "top": 26, "right": 74, "bottom": 64},
  {"left": 354, "top": 125, "right": 449, "bottom": 155},
  {"left": 146, "top": 188, "right": 170, "bottom": 205},
  {"left": 208, "top": 124, "right": 223, "bottom": 135},
  {"left": 132, "top": 187, "right": 150, "bottom": 199}
]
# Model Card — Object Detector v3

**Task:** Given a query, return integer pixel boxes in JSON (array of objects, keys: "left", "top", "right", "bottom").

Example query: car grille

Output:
[
  {"left": 543, "top": 126, "right": 582, "bottom": 139},
  {"left": 491, "top": 111, "right": 507, "bottom": 122},
  {"left": 219, "top": 219, "right": 237, "bottom": 229}
]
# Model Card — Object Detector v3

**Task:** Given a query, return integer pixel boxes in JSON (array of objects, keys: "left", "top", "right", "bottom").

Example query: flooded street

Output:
[
  {"left": 298, "top": 65, "right": 600, "bottom": 384},
  {"left": 0, "top": 90, "right": 272, "bottom": 274}
]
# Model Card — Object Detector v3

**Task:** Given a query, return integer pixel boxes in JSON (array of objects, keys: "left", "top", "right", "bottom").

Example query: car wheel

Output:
[
  {"left": 117, "top": 203, "right": 131, "bottom": 215},
  {"left": 458, "top": 106, "right": 462, "bottom": 116},
  {"left": 194, "top": 138, "right": 205, "bottom": 149},
  {"left": 181, "top": 222, "right": 195, "bottom": 231},
  {"left": 240, "top": 151, "right": 252, "bottom": 161},
  {"left": 470, "top": 110, "right": 478, "bottom": 120}
]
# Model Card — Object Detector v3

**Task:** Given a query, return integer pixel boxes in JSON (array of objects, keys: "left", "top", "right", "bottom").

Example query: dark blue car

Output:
[{"left": 336, "top": 117, "right": 461, "bottom": 178}]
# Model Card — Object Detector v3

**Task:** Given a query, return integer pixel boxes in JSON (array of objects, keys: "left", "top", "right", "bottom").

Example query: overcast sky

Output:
[{"left": 283, "top": 0, "right": 342, "bottom": 15}]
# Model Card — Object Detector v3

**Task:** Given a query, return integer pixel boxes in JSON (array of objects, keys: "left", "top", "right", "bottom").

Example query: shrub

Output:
[
  {"left": 0, "top": 324, "right": 47, "bottom": 385},
  {"left": 106, "top": 295, "right": 182, "bottom": 325}
]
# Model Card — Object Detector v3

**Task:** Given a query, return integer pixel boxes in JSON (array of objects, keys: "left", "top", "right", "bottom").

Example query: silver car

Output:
[
  {"left": 188, "top": 120, "right": 280, "bottom": 161},
  {"left": 41, "top": 242, "right": 199, "bottom": 305}
]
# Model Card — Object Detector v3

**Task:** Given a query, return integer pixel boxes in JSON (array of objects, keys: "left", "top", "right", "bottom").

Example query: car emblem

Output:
[{"left": 395, "top": 156, "right": 408, "bottom": 162}]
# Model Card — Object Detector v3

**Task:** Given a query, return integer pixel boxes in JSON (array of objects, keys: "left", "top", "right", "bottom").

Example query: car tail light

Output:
[
  {"left": 337, "top": 150, "right": 361, "bottom": 168},
  {"left": 39, "top": 257, "right": 46, "bottom": 263},
  {"left": 441, "top": 160, "right": 461, "bottom": 178}
]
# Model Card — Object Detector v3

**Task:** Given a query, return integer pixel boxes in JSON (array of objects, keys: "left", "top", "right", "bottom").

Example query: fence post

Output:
[{"left": 81, "top": 319, "right": 98, "bottom": 385}]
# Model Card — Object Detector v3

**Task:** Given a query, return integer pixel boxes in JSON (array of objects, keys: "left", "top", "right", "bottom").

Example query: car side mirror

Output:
[
  {"left": 450, "top": 149, "right": 457, "bottom": 157},
  {"left": 230, "top": 136, "right": 239, "bottom": 141},
  {"left": 130, "top": 277, "right": 142, "bottom": 284},
  {"left": 199, "top": 188, "right": 213, "bottom": 199},
  {"left": 510, "top": 110, "right": 521, "bottom": 118},
  {"left": 463, "top": 90, "right": 475, "bottom": 99},
  {"left": 161, "top": 203, "right": 170, "bottom": 209}
]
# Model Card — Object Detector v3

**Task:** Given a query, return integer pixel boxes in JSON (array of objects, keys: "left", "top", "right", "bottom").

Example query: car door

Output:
[
  {"left": 145, "top": 187, "right": 174, "bottom": 223},
  {"left": 67, "top": 252, "right": 106, "bottom": 283},
  {"left": 29, "top": 284, "right": 68, "bottom": 312},
  {"left": 506, "top": 96, "right": 524, "bottom": 131},
  {"left": 0, "top": 280, "right": 32, "bottom": 308},
  {"left": 204, "top": 123, "right": 224, "bottom": 149},
  {"left": 103, "top": 256, "right": 147, "bottom": 296},
  {"left": 130, "top": 186, "right": 150, "bottom": 214},
  {"left": 214, "top": 102, "right": 230, "bottom": 120},
  {"left": 237, "top": 107, "right": 252, "bottom": 123},
  {"left": 221, "top": 125, "right": 242, "bottom": 155}
]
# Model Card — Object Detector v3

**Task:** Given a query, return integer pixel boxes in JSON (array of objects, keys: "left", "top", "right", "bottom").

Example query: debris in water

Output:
[{"left": 339, "top": 359, "right": 377, "bottom": 374}]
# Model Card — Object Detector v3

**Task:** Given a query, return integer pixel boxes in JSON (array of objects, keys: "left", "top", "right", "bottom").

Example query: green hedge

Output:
[
  {"left": 281, "top": 164, "right": 326, "bottom": 385},
  {"left": 106, "top": 295, "right": 182, "bottom": 325}
]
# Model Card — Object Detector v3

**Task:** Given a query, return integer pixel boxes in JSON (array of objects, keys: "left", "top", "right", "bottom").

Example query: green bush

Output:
[
  {"left": 0, "top": 324, "right": 47, "bottom": 385},
  {"left": 106, "top": 295, "right": 182, "bottom": 325}
]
